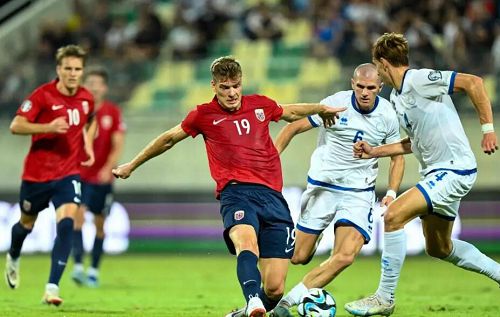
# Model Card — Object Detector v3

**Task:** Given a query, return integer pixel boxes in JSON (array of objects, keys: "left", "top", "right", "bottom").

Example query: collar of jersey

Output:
[
  {"left": 351, "top": 92, "right": 379, "bottom": 115},
  {"left": 396, "top": 69, "right": 411, "bottom": 95}
]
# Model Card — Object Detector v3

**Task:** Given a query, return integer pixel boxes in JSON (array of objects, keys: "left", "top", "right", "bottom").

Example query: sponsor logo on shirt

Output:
[
  {"left": 20, "top": 100, "right": 32, "bottom": 112},
  {"left": 255, "top": 108, "right": 265, "bottom": 122},
  {"left": 213, "top": 117, "right": 227, "bottom": 125},
  {"left": 101, "top": 115, "right": 113, "bottom": 130},
  {"left": 428, "top": 70, "right": 442, "bottom": 81},
  {"left": 51, "top": 104, "right": 64, "bottom": 110},
  {"left": 340, "top": 117, "right": 348, "bottom": 125},
  {"left": 234, "top": 210, "right": 245, "bottom": 221}
]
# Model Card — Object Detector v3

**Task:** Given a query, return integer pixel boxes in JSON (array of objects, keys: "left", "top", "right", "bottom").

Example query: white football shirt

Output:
[
  {"left": 389, "top": 69, "right": 476, "bottom": 175},
  {"left": 308, "top": 90, "right": 400, "bottom": 189}
]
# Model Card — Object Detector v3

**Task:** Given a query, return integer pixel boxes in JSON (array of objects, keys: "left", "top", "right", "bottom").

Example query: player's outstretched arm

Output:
[
  {"left": 453, "top": 73, "right": 498, "bottom": 154},
  {"left": 274, "top": 118, "right": 313, "bottom": 154},
  {"left": 112, "top": 124, "right": 189, "bottom": 179},
  {"left": 381, "top": 154, "right": 405, "bottom": 206},
  {"left": 82, "top": 117, "right": 97, "bottom": 167},
  {"left": 280, "top": 103, "right": 346, "bottom": 126},
  {"left": 10, "top": 115, "right": 69, "bottom": 135},
  {"left": 354, "top": 137, "right": 412, "bottom": 159}
]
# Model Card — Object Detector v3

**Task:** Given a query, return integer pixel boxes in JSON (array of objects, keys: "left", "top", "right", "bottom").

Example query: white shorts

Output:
[
  {"left": 416, "top": 169, "right": 477, "bottom": 220},
  {"left": 297, "top": 184, "right": 375, "bottom": 243}
]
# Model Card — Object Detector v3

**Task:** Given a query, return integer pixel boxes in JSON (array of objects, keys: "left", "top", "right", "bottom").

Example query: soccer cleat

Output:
[
  {"left": 71, "top": 269, "right": 86, "bottom": 286},
  {"left": 269, "top": 305, "right": 293, "bottom": 317},
  {"left": 86, "top": 274, "right": 99, "bottom": 288},
  {"left": 246, "top": 297, "right": 266, "bottom": 317},
  {"left": 224, "top": 307, "right": 245, "bottom": 317},
  {"left": 42, "top": 284, "right": 63, "bottom": 306},
  {"left": 5, "top": 253, "right": 19, "bottom": 289},
  {"left": 344, "top": 294, "right": 395, "bottom": 316}
]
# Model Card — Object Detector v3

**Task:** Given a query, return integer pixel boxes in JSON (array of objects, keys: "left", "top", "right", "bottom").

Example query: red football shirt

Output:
[
  {"left": 81, "top": 101, "right": 125, "bottom": 184},
  {"left": 181, "top": 94, "right": 284, "bottom": 196},
  {"left": 16, "top": 80, "right": 95, "bottom": 182}
]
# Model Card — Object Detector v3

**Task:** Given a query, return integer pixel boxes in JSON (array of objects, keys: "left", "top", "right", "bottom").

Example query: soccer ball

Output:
[{"left": 297, "top": 288, "right": 336, "bottom": 317}]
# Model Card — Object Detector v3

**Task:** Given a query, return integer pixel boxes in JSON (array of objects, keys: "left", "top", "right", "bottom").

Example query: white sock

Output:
[
  {"left": 443, "top": 239, "right": 500, "bottom": 283},
  {"left": 46, "top": 283, "right": 59, "bottom": 293},
  {"left": 73, "top": 263, "right": 84, "bottom": 272},
  {"left": 376, "top": 229, "right": 406, "bottom": 304},
  {"left": 279, "top": 282, "right": 308, "bottom": 307},
  {"left": 87, "top": 267, "right": 99, "bottom": 277}
]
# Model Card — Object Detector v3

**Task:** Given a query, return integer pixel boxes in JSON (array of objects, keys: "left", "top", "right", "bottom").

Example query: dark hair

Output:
[
  {"left": 210, "top": 56, "right": 242, "bottom": 82},
  {"left": 55, "top": 44, "right": 87, "bottom": 66},
  {"left": 372, "top": 33, "right": 409, "bottom": 67},
  {"left": 84, "top": 66, "right": 109, "bottom": 84}
]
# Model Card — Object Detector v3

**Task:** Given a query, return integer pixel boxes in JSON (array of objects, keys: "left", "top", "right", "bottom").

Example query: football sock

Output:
[
  {"left": 443, "top": 239, "right": 500, "bottom": 283},
  {"left": 280, "top": 282, "right": 308, "bottom": 307},
  {"left": 376, "top": 229, "right": 406, "bottom": 304},
  {"left": 91, "top": 237, "right": 104, "bottom": 269},
  {"left": 258, "top": 287, "right": 280, "bottom": 311},
  {"left": 9, "top": 222, "right": 32, "bottom": 259},
  {"left": 48, "top": 218, "right": 74, "bottom": 285},
  {"left": 72, "top": 230, "right": 84, "bottom": 264},
  {"left": 236, "top": 250, "right": 261, "bottom": 302}
]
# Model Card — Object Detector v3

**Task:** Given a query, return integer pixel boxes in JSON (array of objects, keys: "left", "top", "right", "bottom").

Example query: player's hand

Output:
[
  {"left": 318, "top": 105, "right": 347, "bottom": 128},
  {"left": 81, "top": 144, "right": 95, "bottom": 167},
  {"left": 380, "top": 195, "right": 395, "bottom": 207},
  {"left": 353, "top": 140, "right": 374, "bottom": 159},
  {"left": 48, "top": 116, "right": 69, "bottom": 134},
  {"left": 481, "top": 132, "right": 498, "bottom": 155},
  {"left": 112, "top": 163, "right": 134, "bottom": 179}
]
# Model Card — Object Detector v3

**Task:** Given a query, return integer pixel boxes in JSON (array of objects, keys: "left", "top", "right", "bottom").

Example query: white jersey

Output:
[
  {"left": 308, "top": 90, "right": 400, "bottom": 190},
  {"left": 390, "top": 69, "right": 477, "bottom": 176}
]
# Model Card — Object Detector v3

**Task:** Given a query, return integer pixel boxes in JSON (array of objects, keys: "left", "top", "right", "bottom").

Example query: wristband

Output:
[
  {"left": 481, "top": 123, "right": 494, "bottom": 134},
  {"left": 385, "top": 189, "right": 397, "bottom": 199}
]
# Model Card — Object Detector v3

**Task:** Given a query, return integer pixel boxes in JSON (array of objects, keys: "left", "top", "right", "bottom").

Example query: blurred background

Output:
[{"left": 0, "top": 0, "right": 499, "bottom": 255}]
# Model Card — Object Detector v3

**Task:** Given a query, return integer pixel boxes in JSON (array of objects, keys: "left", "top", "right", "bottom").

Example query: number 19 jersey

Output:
[{"left": 181, "top": 95, "right": 283, "bottom": 197}]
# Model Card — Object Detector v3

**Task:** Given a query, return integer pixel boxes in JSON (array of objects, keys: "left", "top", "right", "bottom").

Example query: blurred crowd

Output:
[{"left": 1, "top": 0, "right": 500, "bottom": 117}]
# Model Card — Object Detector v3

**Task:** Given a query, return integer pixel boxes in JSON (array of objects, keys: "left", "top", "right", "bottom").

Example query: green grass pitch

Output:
[{"left": 0, "top": 254, "right": 499, "bottom": 316}]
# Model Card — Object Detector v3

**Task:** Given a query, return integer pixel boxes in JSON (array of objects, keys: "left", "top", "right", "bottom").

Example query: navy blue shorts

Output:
[
  {"left": 19, "top": 174, "right": 81, "bottom": 215},
  {"left": 82, "top": 182, "right": 113, "bottom": 216},
  {"left": 220, "top": 183, "right": 295, "bottom": 259}
]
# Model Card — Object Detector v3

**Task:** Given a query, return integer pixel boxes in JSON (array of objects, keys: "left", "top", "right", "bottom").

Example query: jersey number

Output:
[
  {"left": 71, "top": 180, "right": 81, "bottom": 195},
  {"left": 67, "top": 109, "right": 80, "bottom": 126},
  {"left": 233, "top": 119, "right": 250, "bottom": 135},
  {"left": 353, "top": 130, "right": 364, "bottom": 143}
]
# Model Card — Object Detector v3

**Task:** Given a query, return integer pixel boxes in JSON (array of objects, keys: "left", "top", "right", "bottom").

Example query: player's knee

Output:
[
  {"left": 330, "top": 252, "right": 355, "bottom": 270},
  {"left": 383, "top": 208, "right": 402, "bottom": 231},
  {"left": 263, "top": 283, "right": 285, "bottom": 300},
  {"left": 290, "top": 249, "right": 310, "bottom": 265}
]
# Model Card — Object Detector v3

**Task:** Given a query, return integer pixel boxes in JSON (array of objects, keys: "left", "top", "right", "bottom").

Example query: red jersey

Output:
[
  {"left": 181, "top": 94, "right": 284, "bottom": 197},
  {"left": 80, "top": 101, "right": 125, "bottom": 184},
  {"left": 16, "top": 80, "right": 94, "bottom": 182}
]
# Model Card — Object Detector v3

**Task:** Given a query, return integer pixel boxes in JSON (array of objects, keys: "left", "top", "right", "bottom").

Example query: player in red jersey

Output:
[
  {"left": 112, "top": 56, "right": 346, "bottom": 317},
  {"left": 71, "top": 67, "right": 126, "bottom": 288},
  {"left": 4, "top": 45, "right": 96, "bottom": 306}
]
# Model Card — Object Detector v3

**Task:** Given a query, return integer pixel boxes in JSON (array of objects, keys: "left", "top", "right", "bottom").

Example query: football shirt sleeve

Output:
[
  {"left": 261, "top": 96, "right": 283, "bottom": 122},
  {"left": 411, "top": 69, "right": 457, "bottom": 98},
  {"left": 16, "top": 90, "right": 43, "bottom": 121},
  {"left": 181, "top": 108, "right": 201, "bottom": 137}
]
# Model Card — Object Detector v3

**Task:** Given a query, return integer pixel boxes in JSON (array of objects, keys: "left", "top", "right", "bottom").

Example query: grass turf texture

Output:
[{"left": 0, "top": 254, "right": 499, "bottom": 316}]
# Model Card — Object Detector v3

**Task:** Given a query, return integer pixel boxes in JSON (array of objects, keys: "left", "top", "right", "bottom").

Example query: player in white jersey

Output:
[
  {"left": 345, "top": 33, "right": 500, "bottom": 317},
  {"left": 269, "top": 64, "right": 405, "bottom": 317}
]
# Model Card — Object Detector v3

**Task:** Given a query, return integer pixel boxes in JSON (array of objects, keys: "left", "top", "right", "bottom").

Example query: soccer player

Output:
[
  {"left": 112, "top": 56, "right": 346, "bottom": 317},
  {"left": 5, "top": 45, "right": 96, "bottom": 305},
  {"left": 345, "top": 32, "right": 500, "bottom": 316},
  {"left": 269, "top": 64, "right": 404, "bottom": 317},
  {"left": 71, "top": 67, "right": 126, "bottom": 287}
]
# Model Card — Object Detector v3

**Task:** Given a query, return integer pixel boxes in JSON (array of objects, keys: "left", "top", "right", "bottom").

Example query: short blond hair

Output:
[
  {"left": 210, "top": 56, "right": 242, "bottom": 82},
  {"left": 372, "top": 33, "right": 409, "bottom": 67},
  {"left": 55, "top": 44, "right": 87, "bottom": 66}
]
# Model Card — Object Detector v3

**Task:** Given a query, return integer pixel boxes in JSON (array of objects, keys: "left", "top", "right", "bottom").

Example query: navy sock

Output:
[
  {"left": 237, "top": 250, "right": 261, "bottom": 302},
  {"left": 72, "top": 230, "right": 84, "bottom": 264},
  {"left": 259, "top": 288, "right": 280, "bottom": 311},
  {"left": 91, "top": 237, "right": 104, "bottom": 269},
  {"left": 9, "top": 222, "right": 32, "bottom": 259},
  {"left": 48, "top": 218, "right": 74, "bottom": 285}
]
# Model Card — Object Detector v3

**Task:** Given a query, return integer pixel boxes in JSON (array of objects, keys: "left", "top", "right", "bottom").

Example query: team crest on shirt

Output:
[
  {"left": 101, "top": 115, "right": 113, "bottom": 129},
  {"left": 428, "top": 70, "right": 442, "bottom": 81},
  {"left": 20, "top": 100, "right": 32, "bottom": 112},
  {"left": 22, "top": 200, "right": 31, "bottom": 212},
  {"left": 234, "top": 210, "right": 245, "bottom": 221},
  {"left": 255, "top": 109, "right": 265, "bottom": 122},
  {"left": 82, "top": 101, "right": 89, "bottom": 114}
]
